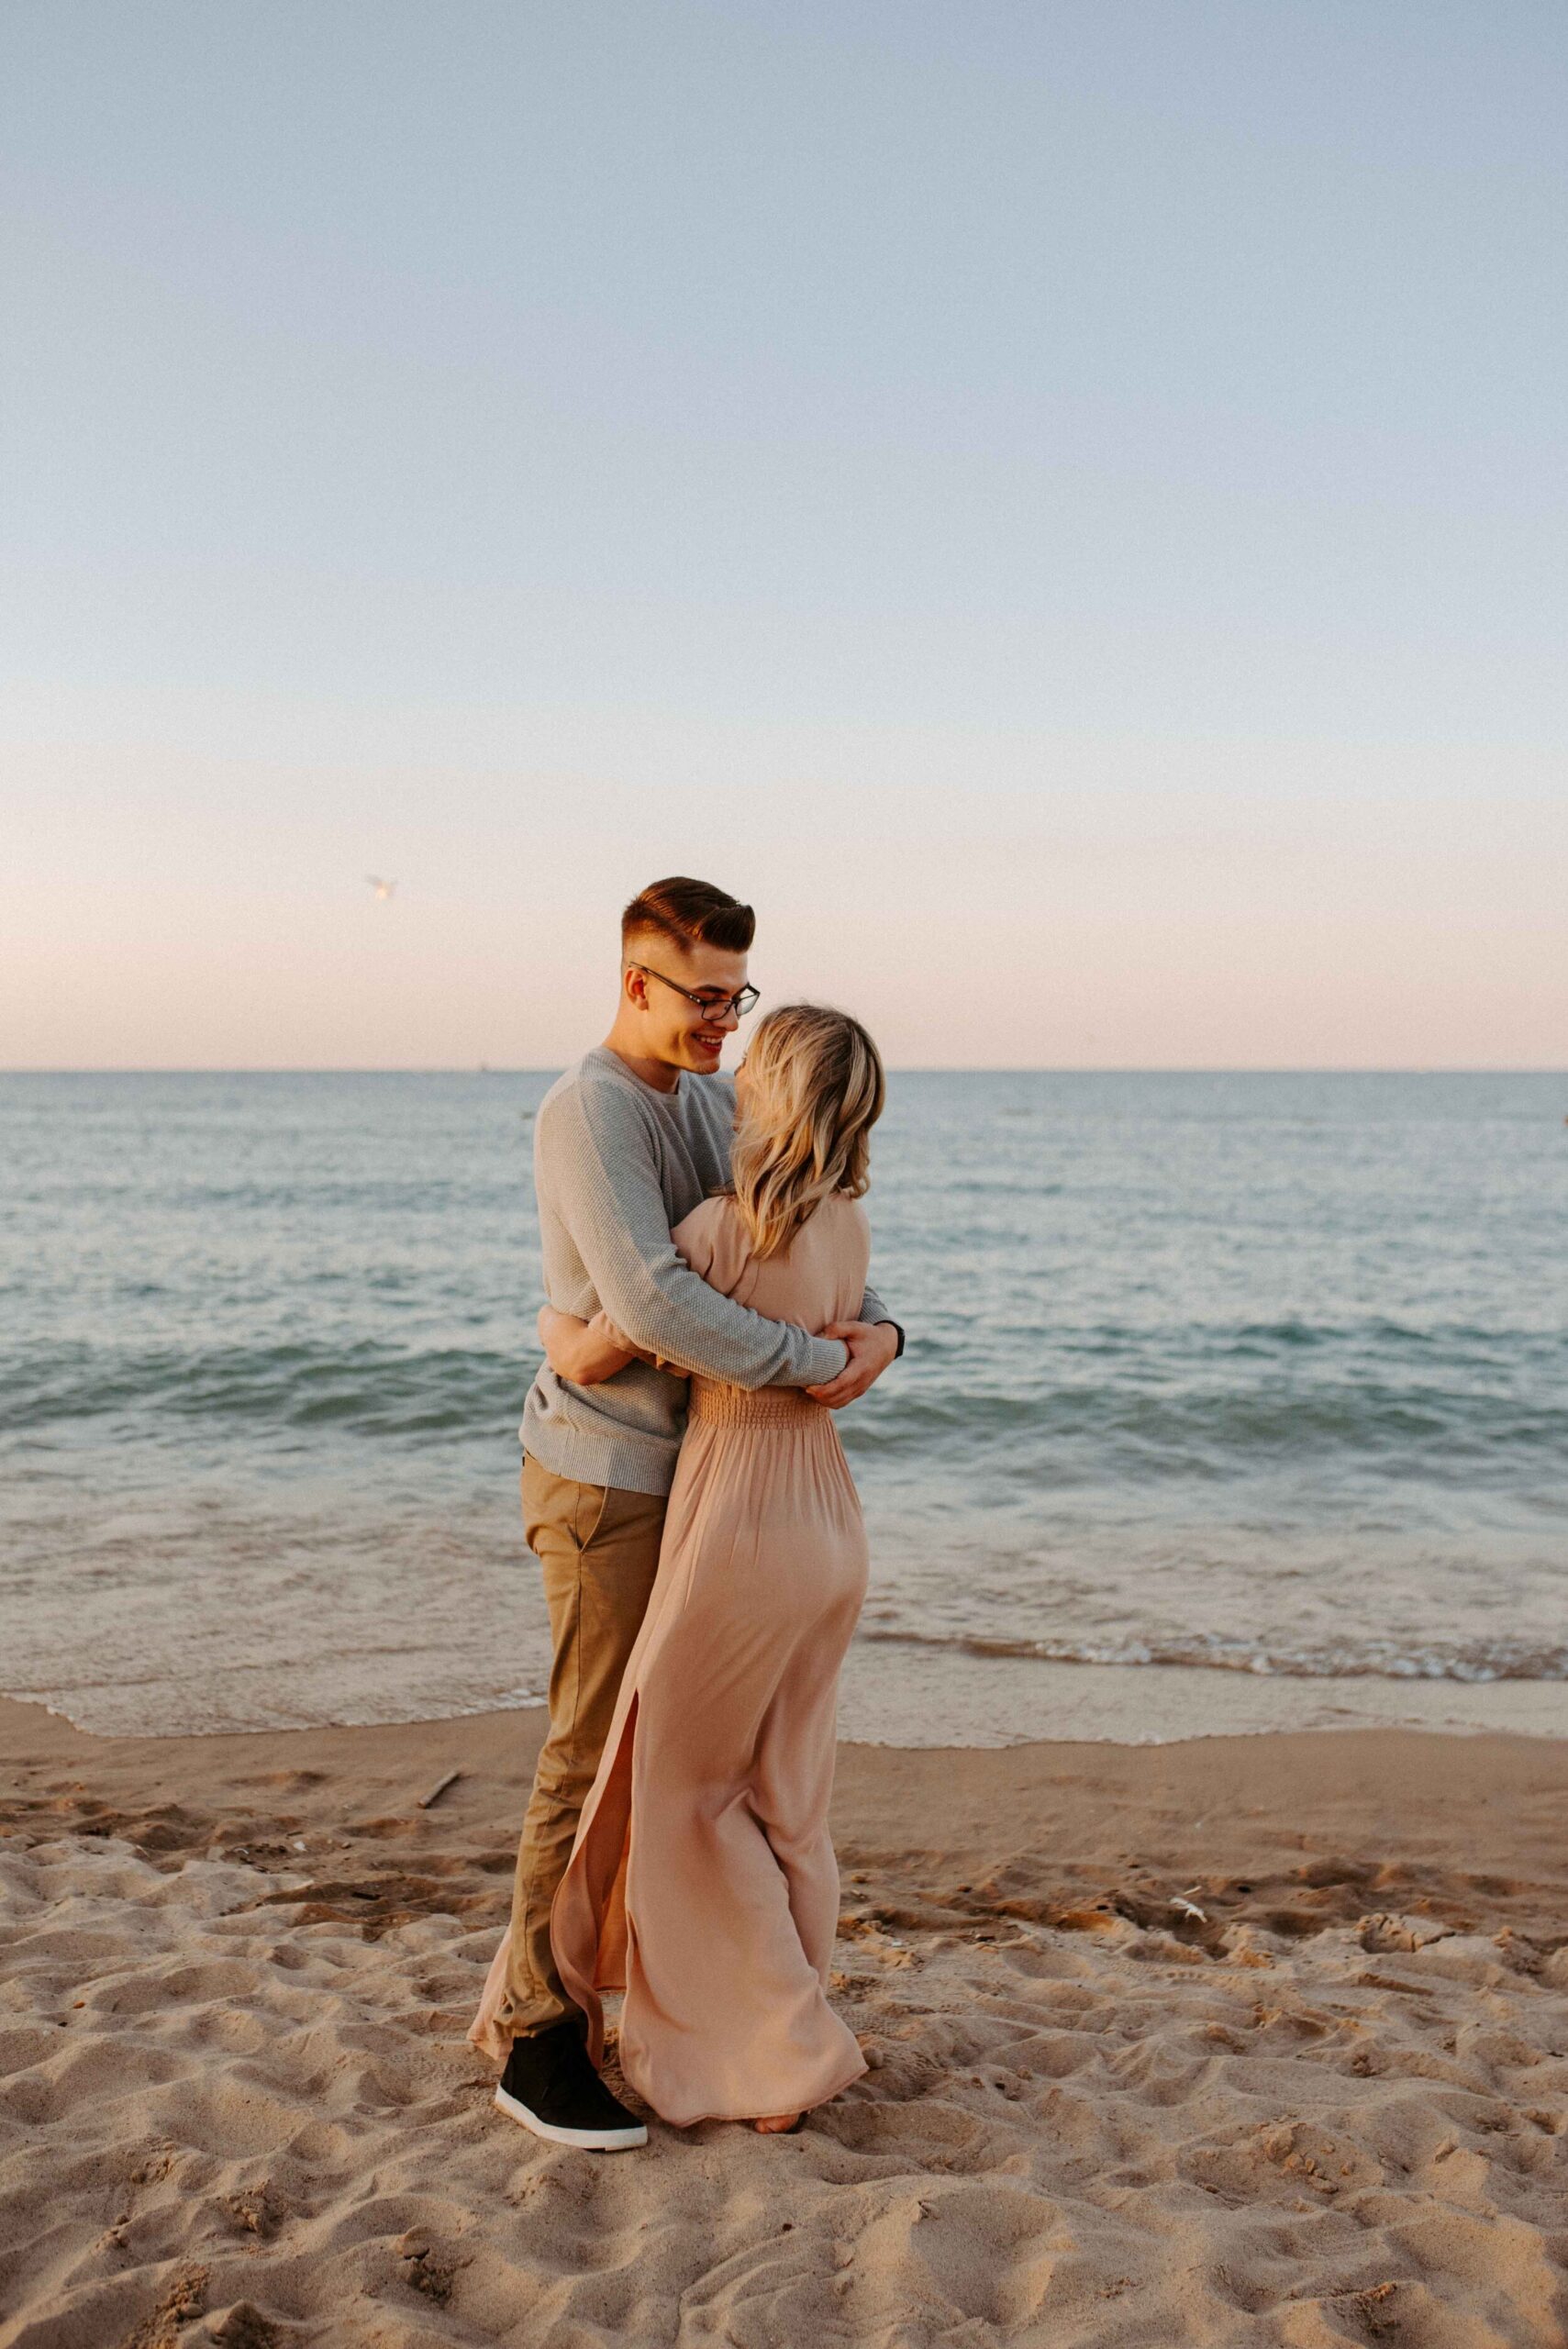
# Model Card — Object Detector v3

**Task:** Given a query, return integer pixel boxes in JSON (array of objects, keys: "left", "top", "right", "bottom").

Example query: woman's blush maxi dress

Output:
[{"left": 550, "top": 1189, "right": 873, "bottom": 2127}]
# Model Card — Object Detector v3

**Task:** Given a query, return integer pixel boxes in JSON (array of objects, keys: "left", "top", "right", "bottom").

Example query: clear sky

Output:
[{"left": 5, "top": 2, "right": 1563, "bottom": 1068}]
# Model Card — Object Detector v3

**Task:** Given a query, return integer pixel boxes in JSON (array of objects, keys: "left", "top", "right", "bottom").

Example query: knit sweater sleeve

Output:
[{"left": 539, "top": 1079, "right": 849, "bottom": 1390}]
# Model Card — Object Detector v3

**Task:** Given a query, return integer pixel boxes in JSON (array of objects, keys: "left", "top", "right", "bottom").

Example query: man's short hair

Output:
[{"left": 621, "top": 876, "right": 755, "bottom": 956}]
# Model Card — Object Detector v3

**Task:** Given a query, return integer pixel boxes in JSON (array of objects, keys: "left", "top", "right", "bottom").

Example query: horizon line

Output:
[{"left": 4, "top": 1065, "right": 1564, "bottom": 1081}]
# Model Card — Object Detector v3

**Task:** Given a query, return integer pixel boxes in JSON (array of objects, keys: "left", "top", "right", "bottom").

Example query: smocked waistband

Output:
[{"left": 688, "top": 1379, "right": 827, "bottom": 1429}]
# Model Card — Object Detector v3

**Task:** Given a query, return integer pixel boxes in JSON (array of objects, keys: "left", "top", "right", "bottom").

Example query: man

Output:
[{"left": 487, "top": 876, "right": 902, "bottom": 2150}]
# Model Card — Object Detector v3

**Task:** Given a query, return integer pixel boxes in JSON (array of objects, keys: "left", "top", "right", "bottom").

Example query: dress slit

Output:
[{"left": 552, "top": 1689, "right": 638, "bottom": 2068}]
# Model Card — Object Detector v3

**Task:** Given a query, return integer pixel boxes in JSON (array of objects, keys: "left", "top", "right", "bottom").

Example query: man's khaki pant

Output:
[{"left": 496, "top": 1455, "right": 667, "bottom": 2042}]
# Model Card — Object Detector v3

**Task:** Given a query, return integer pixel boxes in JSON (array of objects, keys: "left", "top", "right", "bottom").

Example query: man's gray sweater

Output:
[{"left": 520, "top": 1047, "right": 888, "bottom": 1497}]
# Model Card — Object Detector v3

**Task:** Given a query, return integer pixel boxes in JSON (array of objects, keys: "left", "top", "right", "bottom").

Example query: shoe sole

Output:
[{"left": 494, "top": 2082, "right": 648, "bottom": 2151}]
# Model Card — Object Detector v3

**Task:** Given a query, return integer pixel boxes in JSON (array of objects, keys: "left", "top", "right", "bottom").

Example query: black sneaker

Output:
[{"left": 495, "top": 2019, "right": 648, "bottom": 2151}]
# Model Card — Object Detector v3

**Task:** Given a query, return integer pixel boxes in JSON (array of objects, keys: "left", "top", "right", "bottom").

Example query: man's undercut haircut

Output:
[{"left": 621, "top": 876, "right": 756, "bottom": 958}]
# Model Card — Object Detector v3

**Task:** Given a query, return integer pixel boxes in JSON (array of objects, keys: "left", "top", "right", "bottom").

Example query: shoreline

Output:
[
  {"left": 840, "top": 1644, "right": 1568, "bottom": 1746},
  {"left": 6, "top": 1696, "right": 1568, "bottom": 2343},
  {"left": 6, "top": 1689, "right": 1567, "bottom": 1885},
  {"left": 10, "top": 1642, "right": 1568, "bottom": 1751}
]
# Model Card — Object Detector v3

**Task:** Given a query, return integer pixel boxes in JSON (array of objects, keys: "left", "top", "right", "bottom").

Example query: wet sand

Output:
[{"left": 3, "top": 1696, "right": 1566, "bottom": 2346}]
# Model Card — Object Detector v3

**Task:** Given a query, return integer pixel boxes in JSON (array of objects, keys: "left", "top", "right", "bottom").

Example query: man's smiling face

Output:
[{"left": 622, "top": 937, "right": 752, "bottom": 1075}]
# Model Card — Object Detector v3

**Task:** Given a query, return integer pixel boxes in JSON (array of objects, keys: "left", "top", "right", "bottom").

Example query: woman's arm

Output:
[
  {"left": 538, "top": 1304, "right": 639, "bottom": 1386},
  {"left": 539, "top": 1301, "right": 697, "bottom": 1384}
]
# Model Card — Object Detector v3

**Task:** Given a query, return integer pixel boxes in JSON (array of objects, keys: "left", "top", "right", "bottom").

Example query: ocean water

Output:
[{"left": 2, "top": 1070, "right": 1563, "bottom": 1740}]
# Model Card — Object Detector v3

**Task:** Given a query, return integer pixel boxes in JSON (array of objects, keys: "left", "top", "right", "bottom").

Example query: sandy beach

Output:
[{"left": 3, "top": 1696, "right": 1565, "bottom": 2347}]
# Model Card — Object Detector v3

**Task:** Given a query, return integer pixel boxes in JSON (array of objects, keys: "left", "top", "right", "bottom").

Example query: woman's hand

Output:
[{"left": 538, "top": 1304, "right": 637, "bottom": 1386}]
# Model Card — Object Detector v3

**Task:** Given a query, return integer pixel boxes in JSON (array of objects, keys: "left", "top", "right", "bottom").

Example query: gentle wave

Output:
[
  {"left": 849, "top": 1385, "right": 1566, "bottom": 1474},
  {"left": 8, "top": 1337, "right": 1563, "bottom": 1474},
  {"left": 5, "top": 1341, "right": 527, "bottom": 1438},
  {"left": 859, "top": 1627, "right": 1568, "bottom": 1684}
]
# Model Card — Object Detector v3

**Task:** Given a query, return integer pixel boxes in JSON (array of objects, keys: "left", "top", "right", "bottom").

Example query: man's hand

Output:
[{"left": 806, "top": 1319, "right": 898, "bottom": 1409}]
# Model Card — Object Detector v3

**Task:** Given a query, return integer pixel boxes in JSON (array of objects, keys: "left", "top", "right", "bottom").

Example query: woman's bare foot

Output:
[{"left": 752, "top": 2111, "right": 804, "bottom": 2134}]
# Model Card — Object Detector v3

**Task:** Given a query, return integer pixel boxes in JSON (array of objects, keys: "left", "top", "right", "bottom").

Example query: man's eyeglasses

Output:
[{"left": 635, "top": 964, "right": 760, "bottom": 1022}]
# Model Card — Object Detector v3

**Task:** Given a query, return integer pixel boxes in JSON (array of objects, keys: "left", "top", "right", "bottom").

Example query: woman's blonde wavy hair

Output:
[{"left": 727, "top": 1004, "right": 885, "bottom": 1260}]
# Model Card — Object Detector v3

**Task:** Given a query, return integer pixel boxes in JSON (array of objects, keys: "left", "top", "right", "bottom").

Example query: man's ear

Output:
[{"left": 622, "top": 963, "right": 647, "bottom": 1009}]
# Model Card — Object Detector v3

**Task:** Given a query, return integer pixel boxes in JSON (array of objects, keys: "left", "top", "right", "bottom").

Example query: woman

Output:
[{"left": 476, "top": 1003, "right": 884, "bottom": 2133}]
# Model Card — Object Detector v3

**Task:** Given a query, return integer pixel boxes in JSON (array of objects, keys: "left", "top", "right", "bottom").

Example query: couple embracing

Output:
[{"left": 470, "top": 876, "right": 904, "bottom": 2145}]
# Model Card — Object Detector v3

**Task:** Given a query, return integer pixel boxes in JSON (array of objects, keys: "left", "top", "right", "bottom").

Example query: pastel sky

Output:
[{"left": 5, "top": 3, "right": 1564, "bottom": 1069}]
